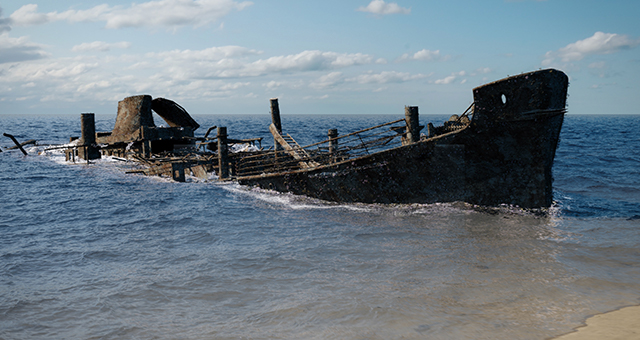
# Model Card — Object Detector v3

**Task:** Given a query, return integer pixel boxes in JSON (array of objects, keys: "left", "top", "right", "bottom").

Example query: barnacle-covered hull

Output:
[{"left": 238, "top": 69, "right": 568, "bottom": 208}]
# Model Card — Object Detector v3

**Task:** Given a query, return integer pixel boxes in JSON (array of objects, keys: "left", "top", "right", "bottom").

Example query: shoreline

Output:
[{"left": 551, "top": 305, "right": 640, "bottom": 339}]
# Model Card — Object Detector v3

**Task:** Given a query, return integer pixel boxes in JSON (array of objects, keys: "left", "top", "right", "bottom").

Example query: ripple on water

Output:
[{"left": 1, "top": 114, "right": 640, "bottom": 339}]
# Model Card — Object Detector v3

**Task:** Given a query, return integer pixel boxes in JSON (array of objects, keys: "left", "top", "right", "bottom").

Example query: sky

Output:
[{"left": 0, "top": 0, "right": 639, "bottom": 117}]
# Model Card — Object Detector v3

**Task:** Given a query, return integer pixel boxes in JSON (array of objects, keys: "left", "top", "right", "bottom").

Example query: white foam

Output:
[
  {"left": 31, "top": 145, "right": 69, "bottom": 164},
  {"left": 28, "top": 145, "right": 559, "bottom": 219},
  {"left": 230, "top": 143, "right": 260, "bottom": 153},
  {"left": 221, "top": 182, "right": 375, "bottom": 212}
]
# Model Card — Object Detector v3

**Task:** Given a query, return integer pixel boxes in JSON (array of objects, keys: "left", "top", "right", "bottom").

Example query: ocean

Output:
[{"left": 1, "top": 113, "right": 639, "bottom": 339}]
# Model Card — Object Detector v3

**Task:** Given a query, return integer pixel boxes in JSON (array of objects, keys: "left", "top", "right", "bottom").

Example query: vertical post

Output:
[
  {"left": 171, "top": 162, "right": 186, "bottom": 182},
  {"left": 270, "top": 98, "right": 282, "bottom": 155},
  {"left": 328, "top": 128, "right": 338, "bottom": 154},
  {"left": 404, "top": 106, "right": 420, "bottom": 145},
  {"left": 270, "top": 98, "right": 282, "bottom": 133},
  {"left": 79, "top": 113, "right": 101, "bottom": 160},
  {"left": 142, "top": 140, "right": 152, "bottom": 158},
  {"left": 80, "top": 113, "right": 96, "bottom": 146},
  {"left": 217, "top": 127, "right": 229, "bottom": 179}
]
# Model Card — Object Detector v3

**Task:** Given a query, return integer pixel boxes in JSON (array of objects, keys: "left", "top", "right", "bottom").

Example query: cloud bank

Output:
[
  {"left": 543, "top": 31, "right": 640, "bottom": 65},
  {"left": 0, "top": 45, "right": 383, "bottom": 104},
  {"left": 9, "top": 0, "right": 253, "bottom": 29},
  {"left": 0, "top": 33, "right": 49, "bottom": 64},
  {"left": 72, "top": 41, "right": 132, "bottom": 52},
  {"left": 349, "top": 71, "right": 429, "bottom": 84}
]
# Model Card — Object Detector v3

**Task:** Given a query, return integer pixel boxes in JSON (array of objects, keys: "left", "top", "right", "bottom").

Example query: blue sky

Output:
[{"left": 1, "top": 0, "right": 639, "bottom": 116}]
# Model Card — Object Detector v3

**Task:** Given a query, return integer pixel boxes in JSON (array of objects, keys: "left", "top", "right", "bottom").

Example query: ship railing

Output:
[{"left": 234, "top": 118, "right": 407, "bottom": 177}]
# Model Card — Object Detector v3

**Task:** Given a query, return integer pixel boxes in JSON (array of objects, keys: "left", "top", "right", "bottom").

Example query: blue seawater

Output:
[{"left": 0, "top": 114, "right": 639, "bottom": 340}]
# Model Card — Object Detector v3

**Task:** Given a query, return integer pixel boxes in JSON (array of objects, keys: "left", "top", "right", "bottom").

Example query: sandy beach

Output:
[{"left": 552, "top": 305, "right": 640, "bottom": 340}]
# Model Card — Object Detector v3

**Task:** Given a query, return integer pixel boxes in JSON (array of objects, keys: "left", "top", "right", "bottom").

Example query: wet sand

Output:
[{"left": 552, "top": 305, "right": 640, "bottom": 340}]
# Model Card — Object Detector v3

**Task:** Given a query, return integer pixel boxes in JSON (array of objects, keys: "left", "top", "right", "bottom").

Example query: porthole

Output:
[{"left": 501, "top": 94, "right": 507, "bottom": 105}]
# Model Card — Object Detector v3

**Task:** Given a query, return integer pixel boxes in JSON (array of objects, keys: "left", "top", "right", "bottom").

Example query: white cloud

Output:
[
  {"left": 134, "top": 49, "right": 372, "bottom": 80},
  {"left": 77, "top": 80, "right": 111, "bottom": 93},
  {"left": 211, "top": 50, "right": 375, "bottom": 78},
  {"left": 357, "top": 1, "right": 411, "bottom": 15},
  {"left": 303, "top": 94, "right": 330, "bottom": 100},
  {"left": 349, "top": 71, "right": 430, "bottom": 84},
  {"left": 9, "top": 4, "right": 49, "bottom": 26},
  {"left": 543, "top": 32, "right": 640, "bottom": 66},
  {"left": 219, "top": 82, "right": 249, "bottom": 90},
  {"left": 72, "top": 41, "right": 131, "bottom": 52},
  {"left": 36, "top": 61, "right": 100, "bottom": 79},
  {"left": 434, "top": 71, "right": 466, "bottom": 85},
  {"left": 10, "top": 0, "right": 253, "bottom": 29},
  {"left": 472, "top": 67, "right": 492, "bottom": 75},
  {"left": 148, "top": 45, "right": 261, "bottom": 62},
  {"left": 434, "top": 75, "right": 455, "bottom": 85},
  {"left": 263, "top": 80, "right": 281, "bottom": 89},
  {"left": 92, "top": 48, "right": 373, "bottom": 82},
  {"left": 0, "top": 46, "right": 381, "bottom": 106},
  {"left": 310, "top": 72, "right": 344, "bottom": 89},
  {"left": 0, "top": 55, "right": 133, "bottom": 103},
  {"left": 0, "top": 32, "right": 49, "bottom": 64},
  {"left": 398, "top": 49, "right": 450, "bottom": 62}
]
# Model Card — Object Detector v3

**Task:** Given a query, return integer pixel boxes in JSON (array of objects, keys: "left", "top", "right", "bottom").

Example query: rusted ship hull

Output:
[
  {"left": 238, "top": 69, "right": 568, "bottom": 208},
  {"left": 61, "top": 68, "right": 567, "bottom": 209}
]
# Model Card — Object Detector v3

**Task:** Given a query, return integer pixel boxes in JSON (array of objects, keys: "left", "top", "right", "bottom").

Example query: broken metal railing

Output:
[
  {"left": 321, "top": 118, "right": 406, "bottom": 158},
  {"left": 234, "top": 118, "right": 407, "bottom": 177}
]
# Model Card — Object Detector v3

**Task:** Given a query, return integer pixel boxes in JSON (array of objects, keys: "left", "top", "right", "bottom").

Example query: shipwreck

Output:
[{"left": 61, "top": 68, "right": 568, "bottom": 209}]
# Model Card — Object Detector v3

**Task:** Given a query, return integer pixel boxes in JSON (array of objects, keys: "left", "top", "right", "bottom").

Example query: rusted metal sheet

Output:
[
  {"left": 5, "top": 139, "right": 36, "bottom": 151},
  {"left": 3, "top": 133, "right": 28, "bottom": 155},
  {"left": 88, "top": 95, "right": 198, "bottom": 159},
  {"left": 190, "top": 164, "right": 208, "bottom": 179},
  {"left": 112, "top": 95, "right": 155, "bottom": 137},
  {"left": 151, "top": 98, "right": 200, "bottom": 130}
]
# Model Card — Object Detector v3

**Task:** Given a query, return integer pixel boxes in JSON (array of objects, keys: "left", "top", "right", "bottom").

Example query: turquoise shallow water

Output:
[{"left": 1, "top": 114, "right": 639, "bottom": 339}]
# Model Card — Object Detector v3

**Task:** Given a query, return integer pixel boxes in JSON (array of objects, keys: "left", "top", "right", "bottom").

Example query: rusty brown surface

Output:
[
  {"left": 473, "top": 69, "right": 568, "bottom": 123},
  {"left": 91, "top": 95, "right": 198, "bottom": 159},
  {"left": 112, "top": 95, "right": 155, "bottom": 137},
  {"left": 237, "top": 69, "right": 569, "bottom": 209},
  {"left": 3, "top": 133, "right": 28, "bottom": 156},
  {"left": 151, "top": 98, "right": 200, "bottom": 130}
]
